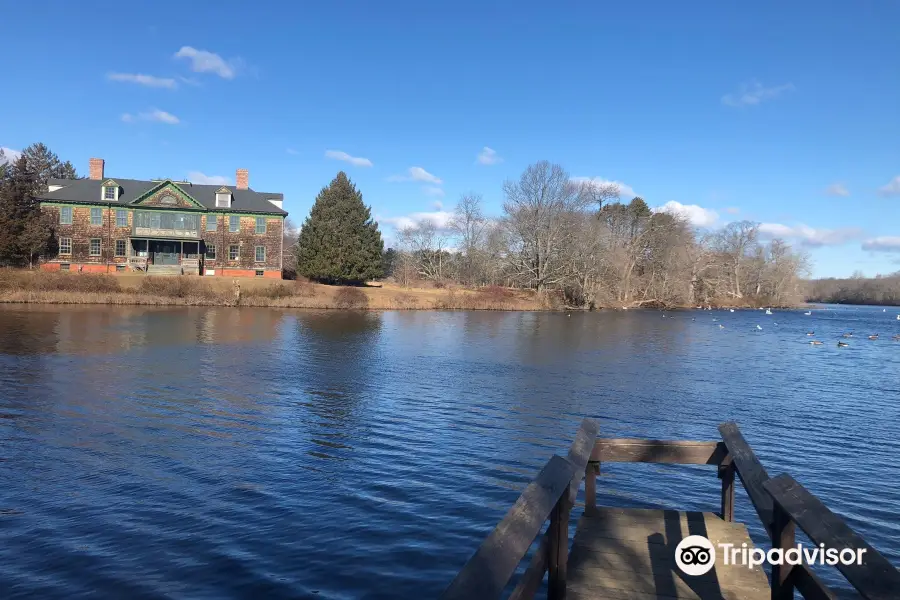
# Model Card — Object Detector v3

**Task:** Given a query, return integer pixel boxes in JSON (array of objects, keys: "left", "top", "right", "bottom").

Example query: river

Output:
[{"left": 0, "top": 304, "right": 898, "bottom": 598}]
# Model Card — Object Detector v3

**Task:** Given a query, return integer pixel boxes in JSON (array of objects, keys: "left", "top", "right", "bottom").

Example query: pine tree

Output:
[
  {"left": 0, "top": 155, "right": 40, "bottom": 266},
  {"left": 296, "top": 172, "right": 384, "bottom": 284}
]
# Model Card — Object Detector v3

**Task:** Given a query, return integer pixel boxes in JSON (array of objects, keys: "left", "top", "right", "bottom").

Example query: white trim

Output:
[
  {"left": 216, "top": 192, "right": 232, "bottom": 208},
  {"left": 102, "top": 185, "right": 119, "bottom": 202}
]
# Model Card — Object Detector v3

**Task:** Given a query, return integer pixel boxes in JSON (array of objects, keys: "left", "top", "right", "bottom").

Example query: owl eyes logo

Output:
[{"left": 675, "top": 535, "right": 716, "bottom": 575}]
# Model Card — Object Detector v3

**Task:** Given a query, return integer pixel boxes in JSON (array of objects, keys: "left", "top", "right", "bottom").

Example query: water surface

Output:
[{"left": 0, "top": 304, "right": 898, "bottom": 598}]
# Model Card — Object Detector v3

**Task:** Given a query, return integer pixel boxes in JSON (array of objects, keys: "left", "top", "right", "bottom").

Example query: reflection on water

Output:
[{"left": 0, "top": 305, "right": 898, "bottom": 598}]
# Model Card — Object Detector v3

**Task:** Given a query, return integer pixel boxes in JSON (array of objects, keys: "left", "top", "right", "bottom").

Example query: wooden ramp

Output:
[{"left": 567, "top": 508, "right": 770, "bottom": 600}]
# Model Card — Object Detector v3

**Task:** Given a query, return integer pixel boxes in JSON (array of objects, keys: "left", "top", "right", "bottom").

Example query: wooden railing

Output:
[
  {"left": 444, "top": 421, "right": 900, "bottom": 599},
  {"left": 441, "top": 418, "right": 598, "bottom": 600}
]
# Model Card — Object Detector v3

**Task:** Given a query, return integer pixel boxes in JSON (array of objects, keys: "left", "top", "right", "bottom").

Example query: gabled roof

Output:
[{"left": 40, "top": 177, "right": 288, "bottom": 215}]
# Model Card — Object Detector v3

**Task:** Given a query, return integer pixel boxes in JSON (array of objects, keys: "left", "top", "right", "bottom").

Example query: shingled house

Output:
[{"left": 38, "top": 158, "right": 287, "bottom": 278}]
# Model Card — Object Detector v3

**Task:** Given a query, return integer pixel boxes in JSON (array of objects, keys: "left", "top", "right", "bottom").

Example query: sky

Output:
[{"left": 1, "top": 1, "right": 899, "bottom": 278}]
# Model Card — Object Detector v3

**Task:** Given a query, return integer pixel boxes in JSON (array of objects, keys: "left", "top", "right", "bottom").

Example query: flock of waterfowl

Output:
[{"left": 682, "top": 306, "right": 900, "bottom": 347}]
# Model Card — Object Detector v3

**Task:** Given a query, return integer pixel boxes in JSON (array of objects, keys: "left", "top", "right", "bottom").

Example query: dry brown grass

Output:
[{"left": 0, "top": 269, "right": 548, "bottom": 310}]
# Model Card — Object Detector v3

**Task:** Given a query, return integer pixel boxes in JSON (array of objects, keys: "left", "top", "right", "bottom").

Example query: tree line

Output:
[
  {"left": 805, "top": 272, "right": 900, "bottom": 306},
  {"left": 378, "top": 161, "right": 810, "bottom": 308},
  {"left": 0, "top": 144, "right": 78, "bottom": 268}
]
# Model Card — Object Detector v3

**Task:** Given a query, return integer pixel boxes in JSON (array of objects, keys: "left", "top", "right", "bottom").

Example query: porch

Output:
[{"left": 129, "top": 239, "right": 202, "bottom": 274}]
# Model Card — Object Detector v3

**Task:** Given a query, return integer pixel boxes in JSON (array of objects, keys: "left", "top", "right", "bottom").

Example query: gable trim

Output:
[{"left": 130, "top": 179, "right": 204, "bottom": 208}]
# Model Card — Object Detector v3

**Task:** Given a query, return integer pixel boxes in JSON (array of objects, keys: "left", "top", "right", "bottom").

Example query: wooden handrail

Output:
[
  {"left": 590, "top": 438, "right": 727, "bottom": 464},
  {"left": 720, "top": 423, "right": 839, "bottom": 599},
  {"left": 443, "top": 418, "right": 598, "bottom": 600},
  {"left": 441, "top": 455, "right": 574, "bottom": 600},
  {"left": 765, "top": 474, "right": 900, "bottom": 600}
]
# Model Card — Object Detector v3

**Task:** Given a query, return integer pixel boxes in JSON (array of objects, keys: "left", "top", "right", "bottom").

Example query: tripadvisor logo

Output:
[{"left": 675, "top": 535, "right": 867, "bottom": 576}]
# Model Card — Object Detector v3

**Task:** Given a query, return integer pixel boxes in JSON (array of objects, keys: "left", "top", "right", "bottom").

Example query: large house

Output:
[{"left": 38, "top": 158, "right": 287, "bottom": 278}]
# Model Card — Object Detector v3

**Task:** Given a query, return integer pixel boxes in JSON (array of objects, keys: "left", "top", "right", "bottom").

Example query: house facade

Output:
[{"left": 38, "top": 158, "right": 287, "bottom": 278}]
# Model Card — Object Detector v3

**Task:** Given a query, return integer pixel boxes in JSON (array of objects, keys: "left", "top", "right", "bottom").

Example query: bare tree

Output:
[
  {"left": 449, "top": 193, "right": 488, "bottom": 285},
  {"left": 502, "top": 161, "right": 588, "bottom": 293},
  {"left": 715, "top": 220, "right": 759, "bottom": 298},
  {"left": 398, "top": 219, "right": 450, "bottom": 281}
]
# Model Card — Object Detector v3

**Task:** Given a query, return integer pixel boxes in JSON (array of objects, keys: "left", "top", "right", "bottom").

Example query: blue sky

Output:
[{"left": 2, "top": 1, "right": 899, "bottom": 277}]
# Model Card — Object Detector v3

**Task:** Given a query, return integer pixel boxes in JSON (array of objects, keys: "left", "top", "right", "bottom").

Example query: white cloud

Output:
[
  {"left": 423, "top": 186, "right": 445, "bottom": 198},
  {"left": 861, "top": 237, "right": 900, "bottom": 252},
  {"left": 174, "top": 46, "right": 239, "bottom": 79},
  {"left": 571, "top": 176, "right": 636, "bottom": 199},
  {"left": 387, "top": 166, "right": 443, "bottom": 184},
  {"left": 0, "top": 147, "right": 22, "bottom": 165},
  {"left": 725, "top": 207, "right": 741, "bottom": 215},
  {"left": 107, "top": 73, "right": 177, "bottom": 89},
  {"left": 758, "top": 223, "right": 863, "bottom": 247},
  {"left": 825, "top": 183, "right": 850, "bottom": 197},
  {"left": 187, "top": 171, "right": 230, "bottom": 185},
  {"left": 722, "top": 80, "right": 795, "bottom": 107},
  {"left": 476, "top": 146, "right": 502, "bottom": 165},
  {"left": 178, "top": 76, "right": 201, "bottom": 86},
  {"left": 654, "top": 201, "right": 719, "bottom": 228},
  {"left": 286, "top": 148, "right": 299, "bottom": 155},
  {"left": 431, "top": 200, "right": 443, "bottom": 210},
  {"left": 121, "top": 109, "right": 180, "bottom": 124},
  {"left": 877, "top": 176, "right": 900, "bottom": 197},
  {"left": 378, "top": 210, "right": 454, "bottom": 231},
  {"left": 324, "top": 150, "right": 373, "bottom": 167}
]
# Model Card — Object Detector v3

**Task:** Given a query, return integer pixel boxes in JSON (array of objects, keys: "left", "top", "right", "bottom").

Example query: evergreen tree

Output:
[
  {"left": 21, "top": 142, "right": 79, "bottom": 196},
  {"left": 0, "top": 155, "right": 40, "bottom": 266},
  {"left": 296, "top": 172, "right": 384, "bottom": 284}
]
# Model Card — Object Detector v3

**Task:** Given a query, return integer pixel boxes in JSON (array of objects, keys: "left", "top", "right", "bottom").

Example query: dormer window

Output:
[
  {"left": 215, "top": 187, "right": 232, "bottom": 208},
  {"left": 101, "top": 179, "right": 119, "bottom": 202}
]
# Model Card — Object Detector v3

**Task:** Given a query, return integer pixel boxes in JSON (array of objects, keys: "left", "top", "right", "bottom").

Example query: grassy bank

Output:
[{"left": 0, "top": 271, "right": 546, "bottom": 311}]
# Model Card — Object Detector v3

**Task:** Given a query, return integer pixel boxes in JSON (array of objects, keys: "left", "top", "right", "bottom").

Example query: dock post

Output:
[
  {"left": 770, "top": 502, "right": 796, "bottom": 599},
  {"left": 547, "top": 483, "right": 571, "bottom": 600},
  {"left": 584, "top": 462, "right": 598, "bottom": 517},
  {"left": 718, "top": 455, "right": 735, "bottom": 522}
]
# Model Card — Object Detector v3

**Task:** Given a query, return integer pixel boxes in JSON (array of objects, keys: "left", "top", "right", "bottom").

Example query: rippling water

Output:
[{"left": 0, "top": 304, "right": 898, "bottom": 598}]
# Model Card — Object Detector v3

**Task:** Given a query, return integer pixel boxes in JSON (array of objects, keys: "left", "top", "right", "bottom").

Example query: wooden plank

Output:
[
  {"left": 590, "top": 439, "right": 727, "bottom": 464},
  {"left": 441, "top": 455, "right": 576, "bottom": 600},
  {"left": 548, "top": 484, "right": 571, "bottom": 599},
  {"left": 764, "top": 474, "right": 900, "bottom": 600},
  {"left": 507, "top": 534, "right": 548, "bottom": 600},
  {"left": 718, "top": 422, "right": 774, "bottom": 537},
  {"left": 793, "top": 564, "right": 839, "bottom": 600},
  {"left": 718, "top": 459, "right": 735, "bottom": 522},
  {"left": 565, "top": 418, "right": 598, "bottom": 505}
]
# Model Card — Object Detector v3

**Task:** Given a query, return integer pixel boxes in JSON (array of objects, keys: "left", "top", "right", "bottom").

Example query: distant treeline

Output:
[{"left": 806, "top": 273, "right": 900, "bottom": 306}]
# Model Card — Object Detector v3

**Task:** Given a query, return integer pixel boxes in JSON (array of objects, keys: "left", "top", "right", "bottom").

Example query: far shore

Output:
[{"left": 0, "top": 270, "right": 807, "bottom": 311}]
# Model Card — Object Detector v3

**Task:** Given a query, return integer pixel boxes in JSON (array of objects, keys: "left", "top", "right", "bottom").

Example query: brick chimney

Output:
[
  {"left": 89, "top": 158, "right": 105, "bottom": 180},
  {"left": 236, "top": 168, "right": 249, "bottom": 190}
]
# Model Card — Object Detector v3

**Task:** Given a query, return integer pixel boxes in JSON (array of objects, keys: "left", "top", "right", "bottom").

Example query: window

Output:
[
  {"left": 59, "top": 238, "right": 72, "bottom": 255},
  {"left": 255, "top": 270, "right": 264, "bottom": 277},
  {"left": 255, "top": 217, "right": 266, "bottom": 234},
  {"left": 116, "top": 265, "right": 125, "bottom": 272},
  {"left": 115, "top": 239, "right": 126, "bottom": 257},
  {"left": 60, "top": 263, "right": 70, "bottom": 271},
  {"left": 90, "top": 207, "right": 103, "bottom": 226},
  {"left": 205, "top": 245, "right": 217, "bottom": 260},
  {"left": 255, "top": 246, "right": 265, "bottom": 262},
  {"left": 206, "top": 216, "right": 218, "bottom": 231},
  {"left": 229, "top": 245, "right": 239, "bottom": 260},
  {"left": 90, "top": 239, "right": 101, "bottom": 256},
  {"left": 216, "top": 192, "right": 231, "bottom": 208},
  {"left": 116, "top": 209, "right": 128, "bottom": 228},
  {"left": 59, "top": 206, "right": 73, "bottom": 225},
  {"left": 133, "top": 211, "right": 199, "bottom": 232},
  {"left": 229, "top": 215, "right": 240, "bottom": 232},
  {"left": 104, "top": 186, "right": 117, "bottom": 201}
]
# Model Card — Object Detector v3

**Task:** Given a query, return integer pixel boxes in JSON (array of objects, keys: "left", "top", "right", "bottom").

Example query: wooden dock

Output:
[{"left": 442, "top": 419, "right": 900, "bottom": 600}]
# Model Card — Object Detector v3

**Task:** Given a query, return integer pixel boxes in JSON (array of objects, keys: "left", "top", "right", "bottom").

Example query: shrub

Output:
[
  {"left": 244, "top": 282, "right": 295, "bottom": 299},
  {"left": 478, "top": 285, "right": 515, "bottom": 302},
  {"left": 333, "top": 286, "right": 369, "bottom": 309},
  {"left": 0, "top": 271, "right": 122, "bottom": 293},
  {"left": 137, "top": 276, "right": 221, "bottom": 300}
]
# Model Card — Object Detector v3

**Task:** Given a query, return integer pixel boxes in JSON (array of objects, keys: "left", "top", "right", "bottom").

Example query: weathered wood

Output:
[
  {"left": 508, "top": 534, "right": 549, "bottom": 600},
  {"left": 718, "top": 458, "right": 735, "bottom": 522},
  {"left": 764, "top": 474, "right": 900, "bottom": 600},
  {"left": 770, "top": 501, "right": 796, "bottom": 600},
  {"left": 590, "top": 439, "right": 727, "bottom": 465},
  {"left": 718, "top": 422, "right": 774, "bottom": 537},
  {"left": 441, "top": 455, "right": 576, "bottom": 600},
  {"left": 568, "top": 508, "right": 770, "bottom": 600},
  {"left": 565, "top": 419, "right": 599, "bottom": 506},
  {"left": 584, "top": 462, "right": 598, "bottom": 517},
  {"left": 548, "top": 485, "right": 571, "bottom": 599},
  {"left": 792, "top": 564, "right": 839, "bottom": 600}
]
